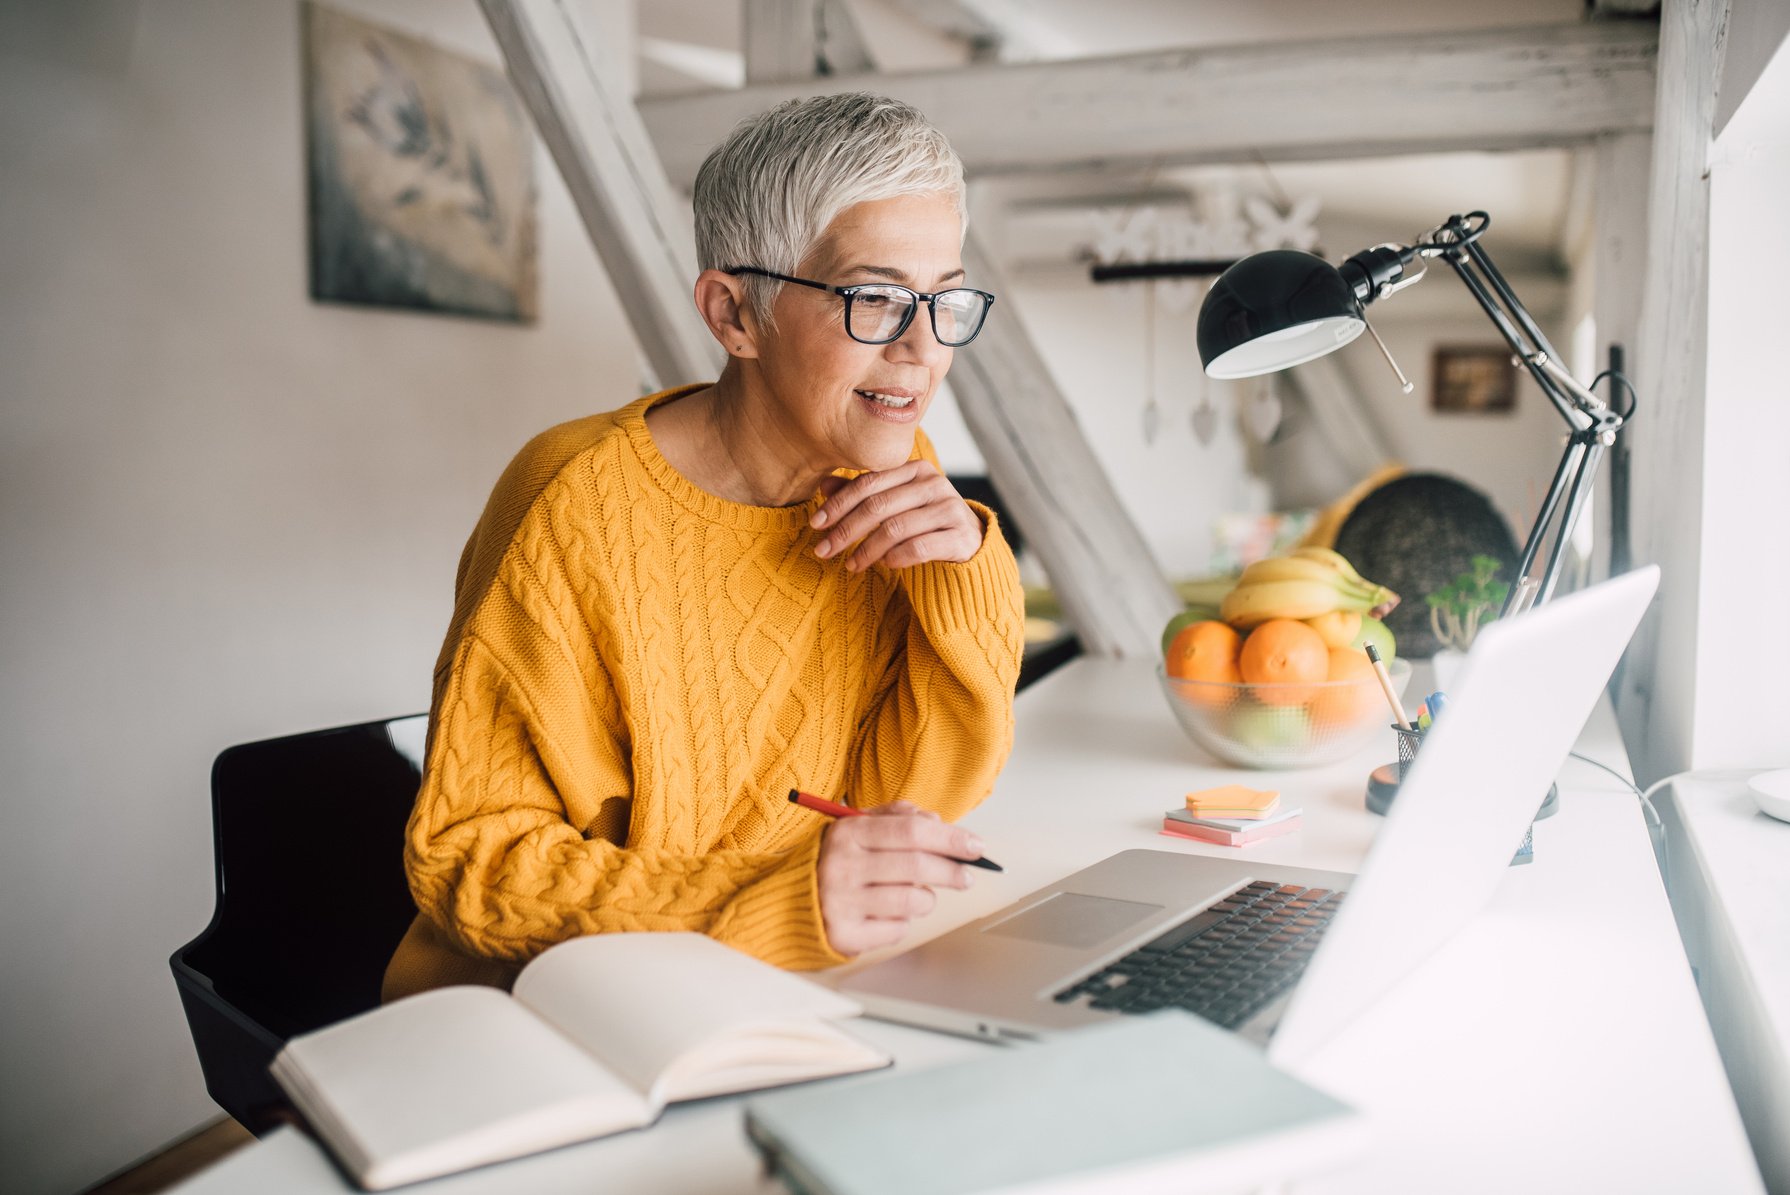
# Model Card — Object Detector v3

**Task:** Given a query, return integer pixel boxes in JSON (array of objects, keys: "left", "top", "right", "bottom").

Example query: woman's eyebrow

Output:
[{"left": 840, "top": 264, "right": 968, "bottom": 286}]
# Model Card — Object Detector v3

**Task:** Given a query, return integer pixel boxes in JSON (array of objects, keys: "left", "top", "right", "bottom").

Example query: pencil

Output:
[
  {"left": 787, "top": 790, "right": 1003, "bottom": 872},
  {"left": 1363, "top": 644, "right": 1416, "bottom": 731}
]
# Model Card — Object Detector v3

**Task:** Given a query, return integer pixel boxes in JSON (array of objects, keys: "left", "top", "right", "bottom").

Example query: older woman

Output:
[{"left": 382, "top": 93, "right": 1025, "bottom": 1000}]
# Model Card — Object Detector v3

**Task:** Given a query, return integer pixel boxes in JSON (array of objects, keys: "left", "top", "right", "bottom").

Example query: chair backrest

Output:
[{"left": 170, "top": 715, "right": 426, "bottom": 1129}]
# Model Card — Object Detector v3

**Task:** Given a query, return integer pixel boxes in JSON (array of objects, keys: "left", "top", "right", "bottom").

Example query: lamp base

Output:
[{"left": 1365, "top": 765, "right": 1559, "bottom": 821}]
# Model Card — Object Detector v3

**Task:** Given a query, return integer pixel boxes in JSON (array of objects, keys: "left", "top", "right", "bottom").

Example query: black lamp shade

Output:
[{"left": 1197, "top": 250, "right": 1366, "bottom": 378}]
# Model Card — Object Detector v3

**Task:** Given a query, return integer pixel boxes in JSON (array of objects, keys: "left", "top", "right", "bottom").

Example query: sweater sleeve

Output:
[
  {"left": 405, "top": 519, "right": 846, "bottom": 973},
  {"left": 847, "top": 497, "right": 1027, "bottom": 820}
]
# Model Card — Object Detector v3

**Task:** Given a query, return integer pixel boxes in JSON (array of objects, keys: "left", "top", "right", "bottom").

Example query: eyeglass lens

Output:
[{"left": 848, "top": 285, "right": 989, "bottom": 346}]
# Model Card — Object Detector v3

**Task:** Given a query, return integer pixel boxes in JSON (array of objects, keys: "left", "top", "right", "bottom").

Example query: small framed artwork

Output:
[
  {"left": 303, "top": 1, "right": 538, "bottom": 322},
  {"left": 1431, "top": 346, "right": 1517, "bottom": 414}
]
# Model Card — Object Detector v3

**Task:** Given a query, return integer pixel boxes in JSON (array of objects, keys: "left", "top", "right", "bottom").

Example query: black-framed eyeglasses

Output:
[{"left": 725, "top": 266, "right": 995, "bottom": 347}]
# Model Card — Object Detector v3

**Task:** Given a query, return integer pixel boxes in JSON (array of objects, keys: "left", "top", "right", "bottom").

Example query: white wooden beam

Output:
[
  {"left": 744, "top": 0, "right": 825, "bottom": 82},
  {"left": 641, "top": 21, "right": 1658, "bottom": 187},
  {"left": 886, "top": 0, "right": 1002, "bottom": 58},
  {"left": 1587, "top": 131, "right": 1650, "bottom": 589},
  {"left": 639, "top": 36, "right": 744, "bottom": 90},
  {"left": 1591, "top": 133, "right": 1650, "bottom": 407},
  {"left": 743, "top": 0, "right": 872, "bottom": 82},
  {"left": 479, "top": 0, "right": 722, "bottom": 390},
  {"left": 883, "top": 0, "right": 1076, "bottom": 62},
  {"left": 1712, "top": 0, "right": 1790, "bottom": 136},
  {"left": 952, "top": 239, "right": 1183, "bottom": 656},
  {"left": 1611, "top": 0, "right": 1728, "bottom": 785},
  {"left": 743, "top": 0, "right": 1180, "bottom": 657}
]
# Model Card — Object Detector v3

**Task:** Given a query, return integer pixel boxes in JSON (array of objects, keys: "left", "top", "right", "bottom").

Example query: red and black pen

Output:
[{"left": 787, "top": 789, "right": 1003, "bottom": 872}]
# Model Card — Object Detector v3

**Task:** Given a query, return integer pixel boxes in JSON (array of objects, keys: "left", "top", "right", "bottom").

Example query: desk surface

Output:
[
  {"left": 1662, "top": 771, "right": 1790, "bottom": 1192},
  {"left": 174, "top": 657, "right": 1764, "bottom": 1195}
]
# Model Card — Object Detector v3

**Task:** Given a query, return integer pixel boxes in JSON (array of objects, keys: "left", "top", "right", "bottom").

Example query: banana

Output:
[
  {"left": 1293, "top": 547, "right": 1399, "bottom": 616},
  {"left": 1290, "top": 546, "right": 1368, "bottom": 584},
  {"left": 1220, "top": 579, "right": 1355, "bottom": 626},
  {"left": 1236, "top": 555, "right": 1346, "bottom": 587},
  {"left": 1220, "top": 552, "right": 1400, "bottom": 629},
  {"left": 1238, "top": 553, "right": 1387, "bottom": 606}
]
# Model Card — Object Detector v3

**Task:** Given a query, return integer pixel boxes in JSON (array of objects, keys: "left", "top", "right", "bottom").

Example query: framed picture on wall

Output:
[
  {"left": 1430, "top": 346, "right": 1517, "bottom": 414},
  {"left": 302, "top": 1, "right": 538, "bottom": 322}
]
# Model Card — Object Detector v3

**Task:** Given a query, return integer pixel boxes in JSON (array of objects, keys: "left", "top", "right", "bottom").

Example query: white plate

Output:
[{"left": 1748, "top": 769, "right": 1790, "bottom": 823}]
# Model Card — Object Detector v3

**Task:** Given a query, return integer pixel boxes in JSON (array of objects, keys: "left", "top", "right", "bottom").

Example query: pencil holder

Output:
[{"left": 1394, "top": 725, "right": 1427, "bottom": 783}]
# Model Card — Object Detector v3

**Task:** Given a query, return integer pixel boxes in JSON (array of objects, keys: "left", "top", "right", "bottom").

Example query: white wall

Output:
[
  {"left": 1615, "top": 0, "right": 1790, "bottom": 784},
  {"left": 1691, "top": 36, "right": 1790, "bottom": 769},
  {"left": 0, "top": 2, "right": 637, "bottom": 1190},
  {"left": 1336, "top": 304, "right": 1576, "bottom": 549},
  {"left": 990, "top": 265, "right": 1266, "bottom": 579},
  {"left": 958, "top": 181, "right": 1580, "bottom": 587},
  {"left": 924, "top": 267, "right": 1575, "bottom": 586}
]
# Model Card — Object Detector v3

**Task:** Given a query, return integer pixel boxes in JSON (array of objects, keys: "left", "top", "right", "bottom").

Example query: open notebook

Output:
[{"left": 270, "top": 933, "right": 888, "bottom": 1190}]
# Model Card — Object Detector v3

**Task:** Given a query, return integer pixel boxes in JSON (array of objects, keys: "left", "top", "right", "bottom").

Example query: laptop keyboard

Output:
[{"left": 1051, "top": 880, "right": 1345, "bottom": 1030}]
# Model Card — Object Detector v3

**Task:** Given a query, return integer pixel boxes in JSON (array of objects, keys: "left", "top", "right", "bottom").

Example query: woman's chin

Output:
[{"left": 852, "top": 431, "right": 919, "bottom": 473}]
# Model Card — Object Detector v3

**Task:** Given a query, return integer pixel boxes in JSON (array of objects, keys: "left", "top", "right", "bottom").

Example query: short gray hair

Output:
[{"left": 693, "top": 93, "right": 967, "bottom": 326}]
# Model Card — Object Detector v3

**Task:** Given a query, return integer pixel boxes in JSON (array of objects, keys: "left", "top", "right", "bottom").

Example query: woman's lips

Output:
[
  {"left": 854, "top": 388, "right": 922, "bottom": 421},
  {"left": 855, "top": 388, "right": 918, "bottom": 408}
]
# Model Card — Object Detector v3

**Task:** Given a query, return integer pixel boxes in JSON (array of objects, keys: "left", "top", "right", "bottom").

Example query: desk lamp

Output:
[{"left": 1195, "top": 212, "right": 1633, "bottom": 616}]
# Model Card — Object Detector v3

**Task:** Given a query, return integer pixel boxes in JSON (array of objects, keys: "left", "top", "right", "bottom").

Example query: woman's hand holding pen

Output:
[{"left": 815, "top": 801, "right": 982, "bottom": 957}]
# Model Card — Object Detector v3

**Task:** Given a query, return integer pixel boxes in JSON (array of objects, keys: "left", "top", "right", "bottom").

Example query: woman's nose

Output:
[{"left": 887, "top": 303, "right": 952, "bottom": 365}]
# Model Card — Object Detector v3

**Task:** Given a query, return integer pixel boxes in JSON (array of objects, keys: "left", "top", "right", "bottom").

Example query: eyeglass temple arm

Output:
[{"left": 728, "top": 267, "right": 832, "bottom": 294}]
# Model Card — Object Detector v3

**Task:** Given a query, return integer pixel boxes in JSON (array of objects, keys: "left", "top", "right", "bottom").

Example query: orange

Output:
[
  {"left": 1165, "top": 620, "right": 1242, "bottom": 706},
  {"left": 1238, "top": 619, "right": 1329, "bottom": 706},
  {"left": 1312, "top": 646, "right": 1379, "bottom": 727},
  {"left": 1305, "top": 610, "right": 1363, "bottom": 650}
]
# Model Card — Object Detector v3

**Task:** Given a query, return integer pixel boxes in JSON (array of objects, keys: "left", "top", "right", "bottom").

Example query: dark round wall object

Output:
[{"left": 1332, "top": 473, "right": 1521, "bottom": 658}]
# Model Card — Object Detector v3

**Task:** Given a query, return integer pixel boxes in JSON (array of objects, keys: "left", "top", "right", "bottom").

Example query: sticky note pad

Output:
[
  {"left": 1184, "top": 784, "right": 1280, "bottom": 819},
  {"left": 1167, "top": 806, "right": 1301, "bottom": 833}
]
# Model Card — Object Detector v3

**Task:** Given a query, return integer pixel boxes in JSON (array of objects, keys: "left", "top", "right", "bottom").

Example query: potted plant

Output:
[{"left": 1424, "top": 555, "right": 1510, "bottom": 687}]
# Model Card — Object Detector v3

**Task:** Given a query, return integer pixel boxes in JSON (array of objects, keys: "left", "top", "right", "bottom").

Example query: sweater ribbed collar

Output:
[{"left": 620, "top": 385, "right": 830, "bottom": 534}]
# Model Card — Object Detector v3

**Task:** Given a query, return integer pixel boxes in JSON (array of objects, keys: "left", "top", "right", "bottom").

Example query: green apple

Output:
[
  {"left": 1160, "top": 606, "right": 1222, "bottom": 658},
  {"left": 1350, "top": 615, "right": 1396, "bottom": 661},
  {"left": 1229, "top": 703, "right": 1312, "bottom": 754}
]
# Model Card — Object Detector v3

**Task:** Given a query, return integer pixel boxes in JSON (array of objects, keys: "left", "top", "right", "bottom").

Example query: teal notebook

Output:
[{"left": 743, "top": 1010, "right": 1366, "bottom": 1195}]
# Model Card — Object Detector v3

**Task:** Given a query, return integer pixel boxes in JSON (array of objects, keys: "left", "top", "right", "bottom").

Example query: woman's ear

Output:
[{"left": 693, "top": 269, "right": 760, "bottom": 358}]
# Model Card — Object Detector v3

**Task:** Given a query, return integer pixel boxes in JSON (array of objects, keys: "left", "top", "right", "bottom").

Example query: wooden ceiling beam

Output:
[
  {"left": 742, "top": 0, "right": 872, "bottom": 82},
  {"left": 640, "top": 21, "right": 1657, "bottom": 187},
  {"left": 481, "top": 0, "right": 722, "bottom": 389}
]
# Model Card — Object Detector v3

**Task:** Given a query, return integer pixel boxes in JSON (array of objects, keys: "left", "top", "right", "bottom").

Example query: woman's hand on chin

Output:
[
  {"left": 815, "top": 801, "right": 979, "bottom": 957},
  {"left": 810, "top": 461, "right": 983, "bottom": 572}
]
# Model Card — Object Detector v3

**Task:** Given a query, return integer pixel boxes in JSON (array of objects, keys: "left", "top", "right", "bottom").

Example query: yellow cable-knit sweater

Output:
[{"left": 382, "top": 385, "right": 1026, "bottom": 1000}]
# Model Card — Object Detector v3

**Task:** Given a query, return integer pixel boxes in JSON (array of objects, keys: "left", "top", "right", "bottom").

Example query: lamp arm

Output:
[
  {"left": 1433, "top": 250, "right": 1598, "bottom": 432},
  {"left": 1537, "top": 437, "right": 1606, "bottom": 607},
  {"left": 1406, "top": 214, "right": 1626, "bottom": 613},
  {"left": 1507, "top": 434, "right": 1602, "bottom": 614}
]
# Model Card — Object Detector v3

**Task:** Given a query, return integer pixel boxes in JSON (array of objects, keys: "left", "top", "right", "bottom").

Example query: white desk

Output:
[
  {"left": 1659, "top": 772, "right": 1790, "bottom": 1193},
  {"left": 173, "top": 657, "right": 1764, "bottom": 1194}
]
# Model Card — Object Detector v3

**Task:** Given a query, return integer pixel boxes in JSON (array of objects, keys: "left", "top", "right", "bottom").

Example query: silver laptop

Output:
[{"left": 840, "top": 566, "right": 1659, "bottom": 1065}]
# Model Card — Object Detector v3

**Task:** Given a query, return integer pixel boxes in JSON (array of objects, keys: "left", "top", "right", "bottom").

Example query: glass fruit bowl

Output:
[{"left": 1156, "top": 657, "right": 1413, "bottom": 770}]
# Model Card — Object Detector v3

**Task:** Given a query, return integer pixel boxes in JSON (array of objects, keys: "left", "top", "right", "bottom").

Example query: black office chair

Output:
[{"left": 170, "top": 715, "right": 426, "bottom": 1133}]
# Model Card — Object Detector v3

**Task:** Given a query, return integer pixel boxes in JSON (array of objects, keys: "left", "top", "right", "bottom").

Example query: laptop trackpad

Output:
[{"left": 982, "top": 892, "right": 1164, "bottom": 950}]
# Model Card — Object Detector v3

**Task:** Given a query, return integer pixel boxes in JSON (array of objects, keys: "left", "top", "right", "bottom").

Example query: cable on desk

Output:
[
  {"left": 1567, "top": 750, "right": 1654, "bottom": 822},
  {"left": 1567, "top": 751, "right": 1666, "bottom": 880}
]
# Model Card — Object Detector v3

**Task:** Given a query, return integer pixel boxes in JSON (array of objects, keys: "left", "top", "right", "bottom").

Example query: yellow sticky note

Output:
[{"left": 1184, "top": 784, "right": 1280, "bottom": 819}]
